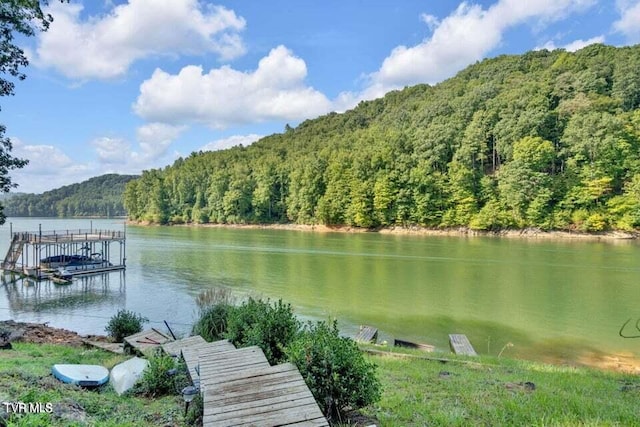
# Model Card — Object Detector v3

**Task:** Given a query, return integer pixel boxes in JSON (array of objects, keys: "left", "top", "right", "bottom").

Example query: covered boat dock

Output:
[{"left": 1, "top": 224, "right": 126, "bottom": 281}]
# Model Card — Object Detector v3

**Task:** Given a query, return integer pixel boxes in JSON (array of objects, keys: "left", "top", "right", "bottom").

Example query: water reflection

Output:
[{"left": 1, "top": 271, "right": 125, "bottom": 318}]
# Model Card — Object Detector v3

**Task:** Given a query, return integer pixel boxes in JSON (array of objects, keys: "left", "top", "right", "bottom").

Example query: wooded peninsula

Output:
[{"left": 4, "top": 174, "right": 138, "bottom": 218}]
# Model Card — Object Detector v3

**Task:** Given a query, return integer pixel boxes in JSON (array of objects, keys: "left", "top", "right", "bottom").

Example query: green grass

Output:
[
  {"left": 1, "top": 343, "right": 639, "bottom": 426},
  {"left": 0, "top": 343, "right": 186, "bottom": 426},
  {"left": 360, "top": 346, "right": 640, "bottom": 427}
]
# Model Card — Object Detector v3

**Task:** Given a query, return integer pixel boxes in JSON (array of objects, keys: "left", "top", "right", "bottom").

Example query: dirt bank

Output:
[{"left": 0, "top": 320, "right": 108, "bottom": 346}]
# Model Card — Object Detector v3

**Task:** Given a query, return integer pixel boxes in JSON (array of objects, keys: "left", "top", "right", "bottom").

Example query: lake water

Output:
[{"left": 1, "top": 218, "right": 639, "bottom": 368}]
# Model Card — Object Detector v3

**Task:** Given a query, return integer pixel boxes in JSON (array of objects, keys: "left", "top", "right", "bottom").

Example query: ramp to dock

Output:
[
  {"left": 449, "top": 334, "right": 478, "bottom": 356},
  {"left": 166, "top": 335, "right": 329, "bottom": 427}
]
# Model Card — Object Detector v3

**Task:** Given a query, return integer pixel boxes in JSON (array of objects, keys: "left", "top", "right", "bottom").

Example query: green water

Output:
[{"left": 1, "top": 218, "right": 639, "bottom": 365}]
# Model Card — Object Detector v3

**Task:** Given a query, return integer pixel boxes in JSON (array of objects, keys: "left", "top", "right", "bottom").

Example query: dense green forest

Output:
[
  {"left": 125, "top": 44, "right": 640, "bottom": 232},
  {"left": 5, "top": 174, "right": 138, "bottom": 217}
]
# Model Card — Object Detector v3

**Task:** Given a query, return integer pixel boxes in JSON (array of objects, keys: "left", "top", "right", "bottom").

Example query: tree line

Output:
[
  {"left": 125, "top": 44, "right": 640, "bottom": 232},
  {"left": 5, "top": 174, "right": 138, "bottom": 217}
]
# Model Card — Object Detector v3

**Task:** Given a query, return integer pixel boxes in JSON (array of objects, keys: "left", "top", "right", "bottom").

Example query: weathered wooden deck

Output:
[
  {"left": 162, "top": 335, "right": 206, "bottom": 357},
  {"left": 354, "top": 325, "right": 378, "bottom": 344},
  {"left": 165, "top": 335, "right": 328, "bottom": 427},
  {"left": 449, "top": 334, "right": 478, "bottom": 356},
  {"left": 202, "top": 363, "right": 328, "bottom": 427},
  {"left": 182, "top": 340, "right": 239, "bottom": 387},
  {"left": 124, "top": 328, "right": 173, "bottom": 356}
]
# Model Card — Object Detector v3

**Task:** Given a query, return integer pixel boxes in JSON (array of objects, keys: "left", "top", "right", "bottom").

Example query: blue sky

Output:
[{"left": 3, "top": 0, "right": 639, "bottom": 193}]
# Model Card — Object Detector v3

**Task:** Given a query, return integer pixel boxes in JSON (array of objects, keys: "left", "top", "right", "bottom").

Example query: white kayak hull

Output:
[{"left": 110, "top": 357, "right": 149, "bottom": 395}]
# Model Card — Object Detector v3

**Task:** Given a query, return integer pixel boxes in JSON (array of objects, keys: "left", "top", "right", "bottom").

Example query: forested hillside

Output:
[
  {"left": 5, "top": 174, "right": 138, "bottom": 217},
  {"left": 125, "top": 44, "right": 640, "bottom": 231}
]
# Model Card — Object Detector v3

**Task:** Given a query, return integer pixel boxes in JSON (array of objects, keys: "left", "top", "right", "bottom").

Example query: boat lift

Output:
[{"left": 1, "top": 223, "right": 126, "bottom": 281}]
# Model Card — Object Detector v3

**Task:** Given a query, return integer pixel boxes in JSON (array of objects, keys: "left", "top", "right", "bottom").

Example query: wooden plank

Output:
[
  {"left": 206, "top": 371, "right": 304, "bottom": 394},
  {"left": 204, "top": 364, "right": 299, "bottom": 388},
  {"left": 206, "top": 383, "right": 310, "bottom": 406},
  {"left": 181, "top": 341, "right": 237, "bottom": 372},
  {"left": 393, "top": 338, "right": 435, "bottom": 352},
  {"left": 205, "top": 402, "right": 326, "bottom": 427},
  {"left": 449, "top": 334, "right": 477, "bottom": 356},
  {"left": 354, "top": 325, "right": 378, "bottom": 343},
  {"left": 204, "top": 393, "right": 317, "bottom": 417},
  {"left": 207, "top": 377, "right": 307, "bottom": 400},
  {"left": 124, "top": 328, "right": 173, "bottom": 355},
  {"left": 284, "top": 420, "right": 330, "bottom": 427},
  {"left": 161, "top": 335, "right": 206, "bottom": 356},
  {"left": 83, "top": 340, "right": 124, "bottom": 354}
]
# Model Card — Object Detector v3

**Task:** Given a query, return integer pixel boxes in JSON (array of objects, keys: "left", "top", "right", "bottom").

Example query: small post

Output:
[{"left": 123, "top": 222, "right": 126, "bottom": 267}]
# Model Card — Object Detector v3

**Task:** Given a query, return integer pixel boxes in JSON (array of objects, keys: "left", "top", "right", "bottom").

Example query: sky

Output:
[{"left": 2, "top": 0, "right": 640, "bottom": 193}]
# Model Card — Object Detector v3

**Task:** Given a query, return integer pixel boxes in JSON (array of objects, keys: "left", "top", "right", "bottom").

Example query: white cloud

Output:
[
  {"left": 336, "top": 0, "right": 596, "bottom": 106},
  {"left": 92, "top": 137, "right": 130, "bottom": 165},
  {"left": 537, "top": 35, "right": 605, "bottom": 52},
  {"left": 135, "top": 123, "right": 186, "bottom": 161},
  {"left": 12, "top": 138, "right": 73, "bottom": 173},
  {"left": 200, "top": 134, "right": 263, "bottom": 152},
  {"left": 10, "top": 138, "right": 93, "bottom": 193},
  {"left": 7, "top": 123, "right": 188, "bottom": 193},
  {"left": 133, "top": 45, "right": 333, "bottom": 128},
  {"left": 614, "top": 0, "right": 640, "bottom": 42},
  {"left": 420, "top": 13, "right": 440, "bottom": 32},
  {"left": 36, "top": 0, "right": 246, "bottom": 80}
]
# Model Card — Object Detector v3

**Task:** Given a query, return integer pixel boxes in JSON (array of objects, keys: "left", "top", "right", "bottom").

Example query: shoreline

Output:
[{"left": 128, "top": 221, "right": 639, "bottom": 241}]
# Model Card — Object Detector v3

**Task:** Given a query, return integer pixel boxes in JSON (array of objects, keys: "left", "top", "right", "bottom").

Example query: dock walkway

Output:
[{"left": 163, "top": 336, "right": 328, "bottom": 427}]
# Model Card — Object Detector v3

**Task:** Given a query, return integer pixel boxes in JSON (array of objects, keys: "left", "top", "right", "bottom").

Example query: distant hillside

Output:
[
  {"left": 125, "top": 44, "right": 640, "bottom": 232},
  {"left": 4, "top": 174, "right": 138, "bottom": 217}
]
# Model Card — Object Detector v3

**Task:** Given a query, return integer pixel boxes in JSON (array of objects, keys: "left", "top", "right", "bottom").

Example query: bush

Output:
[
  {"left": 133, "top": 350, "right": 178, "bottom": 397},
  {"left": 105, "top": 309, "right": 148, "bottom": 342},
  {"left": 192, "top": 303, "right": 231, "bottom": 342},
  {"left": 286, "top": 320, "right": 381, "bottom": 422},
  {"left": 225, "top": 298, "right": 300, "bottom": 364}
]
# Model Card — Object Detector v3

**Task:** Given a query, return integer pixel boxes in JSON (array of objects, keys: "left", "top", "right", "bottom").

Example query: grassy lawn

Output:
[
  {"left": 0, "top": 342, "right": 638, "bottom": 426},
  {"left": 362, "top": 348, "right": 640, "bottom": 427},
  {"left": 0, "top": 343, "right": 185, "bottom": 426}
]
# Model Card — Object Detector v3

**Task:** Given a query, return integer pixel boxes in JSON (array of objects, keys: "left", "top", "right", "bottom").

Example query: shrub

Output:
[
  {"left": 192, "top": 303, "right": 231, "bottom": 342},
  {"left": 225, "top": 298, "right": 300, "bottom": 364},
  {"left": 133, "top": 350, "right": 178, "bottom": 397},
  {"left": 105, "top": 310, "right": 148, "bottom": 342},
  {"left": 286, "top": 320, "right": 381, "bottom": 422}
]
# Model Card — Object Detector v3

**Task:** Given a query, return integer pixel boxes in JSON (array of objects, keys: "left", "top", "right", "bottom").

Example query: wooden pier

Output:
[
  {"left": 449, "top": 334, "right": 478, "bottom": 356},
  {"left": 1, "top": 225, "right": 126, "bottom": 281},
  {"left": 163, "top": 336, "right": 328, "bottom": 427}
]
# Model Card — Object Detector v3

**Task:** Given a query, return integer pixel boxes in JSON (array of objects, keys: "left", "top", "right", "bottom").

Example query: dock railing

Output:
[{"left": 11, "top": 229, "right": 125, "bottom": 244}]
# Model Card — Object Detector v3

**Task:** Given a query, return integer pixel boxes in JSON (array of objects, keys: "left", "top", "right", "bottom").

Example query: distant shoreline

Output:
[{"left": 127, "top": 220, "right": 639, "bottom": 241}]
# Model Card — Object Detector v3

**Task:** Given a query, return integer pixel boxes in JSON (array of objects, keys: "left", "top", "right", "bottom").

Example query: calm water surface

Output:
[{"left": 1, "top": 218, "right": 638, "bottom": 366}]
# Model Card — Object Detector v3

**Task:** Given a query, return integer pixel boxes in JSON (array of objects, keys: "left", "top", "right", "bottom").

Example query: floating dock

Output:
[
  {"left": 1, "top": 224, "right": 126, "bottom": 281},
  {"left": 449, "top": 334, "right": 478, "bottom": 356},
  {"left": 354, "top": 325, "right": 378, "bottom": 344}
]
